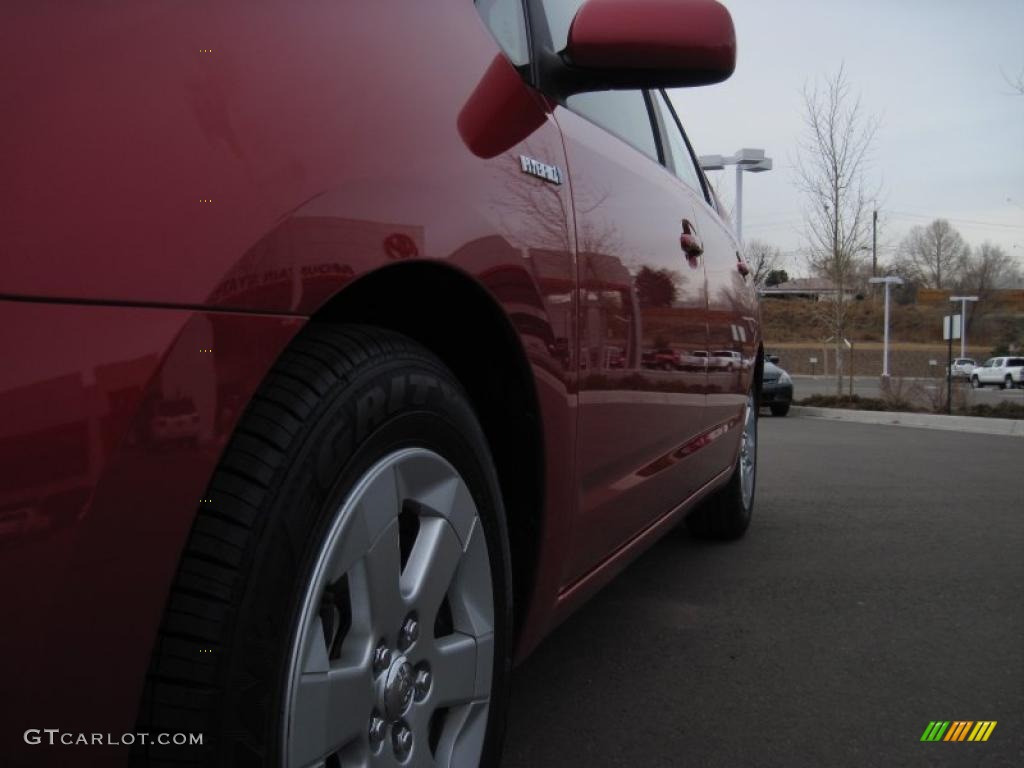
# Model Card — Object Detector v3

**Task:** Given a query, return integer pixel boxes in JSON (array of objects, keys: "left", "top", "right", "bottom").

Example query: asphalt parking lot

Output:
[{"left": 503, "top": 416, "right": 1024, "bottom": 767}]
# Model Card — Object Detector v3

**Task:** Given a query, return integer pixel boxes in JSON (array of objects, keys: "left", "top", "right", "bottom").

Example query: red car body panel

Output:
[
  {"left": 0, "top": 303, "right": 303, "bottom": 764},
  {"left": 0, "top": 1, "right": 757, "bottom": 762}
]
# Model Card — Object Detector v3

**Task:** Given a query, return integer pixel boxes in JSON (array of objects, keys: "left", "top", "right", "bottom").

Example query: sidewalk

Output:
[{"left": 791, "top": 406, "right": 1024, "bottom": 437}]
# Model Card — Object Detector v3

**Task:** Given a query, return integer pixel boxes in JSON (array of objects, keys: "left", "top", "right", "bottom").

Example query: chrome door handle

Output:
[{"left": 680, "top": 219, "right": 703, "bottom": 257}]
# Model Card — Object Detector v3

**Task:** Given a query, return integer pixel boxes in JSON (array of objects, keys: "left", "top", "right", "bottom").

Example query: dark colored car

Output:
[
  {"left": 761, "top": 356, "right": 794, "bottom": 416},
  {"left": 1, "top": 1, "right": 758, "bottom": 766}
]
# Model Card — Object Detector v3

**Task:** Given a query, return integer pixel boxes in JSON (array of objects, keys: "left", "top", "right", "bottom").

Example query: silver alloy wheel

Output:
[
  {"left": 283, "top": 448, "right": 495, "bottom": 768},
  {"left": 738, "top": 393, "right": 757, "bottom": 508}
]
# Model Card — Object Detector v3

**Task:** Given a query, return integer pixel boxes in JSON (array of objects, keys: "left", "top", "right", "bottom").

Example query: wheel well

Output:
[{"left": 311, "top": 262, "right": 544, "bottom": 636}]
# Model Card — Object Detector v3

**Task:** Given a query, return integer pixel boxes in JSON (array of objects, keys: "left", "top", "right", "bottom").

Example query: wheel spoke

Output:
[
  {"left": 433, "top": 700, "right": 490, "bottom": 768},
  {"left": 404, "top": 712, "right": 438, "bottom": 768},
  {"left": 428, "top": 633, "right": 489, "bottom": 708},
  {"left": 354, "top": 518, "right": 404, "bottom": 637},
  {"left": 395, "top": 454, "right": 476, "bottom": 545},
  {"left": 325, "top": 464, "right": 401, "bottom": 584},
  {"left": 401, "top": 518, "right": 462, "bottom": 624},
  {"left": 288, "top": 663, "right": 374, "bottom": 767}
]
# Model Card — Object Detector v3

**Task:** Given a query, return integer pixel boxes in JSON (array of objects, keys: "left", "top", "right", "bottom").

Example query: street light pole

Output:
[
  {"left": 735, "top": 163, "right": 744, "bottom": 242},
  {"left": 698, "top": 149, "right": 773, "bottom": 243},
  {"left": 872, "top": 209, "right": 878, "bottom": 277},
  {"left": 869, "top": 276, "right": 904, "bottom": 377},
  {"left": 949, "top": 296, "right": 979, "bottom": 359}
]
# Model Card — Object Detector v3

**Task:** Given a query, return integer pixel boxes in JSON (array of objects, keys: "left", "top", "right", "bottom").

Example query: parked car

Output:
[
  {"left": 970, "top": 357, "right": 1024, "bottom": 389},
  {"left": 642, "top": 347, "right": 683, "bottom": 370},
  {"left": 1, "top": 2, "right": 756, "bottom": 766},
  {"left": 947, "top": 357, "right": 976, "bottom": 378},
  {"left": 761, "top": 356, "right": 794, "bottom": 416},
  {"left": 711, "top": 349, "right": 746, "bottom": 371}
]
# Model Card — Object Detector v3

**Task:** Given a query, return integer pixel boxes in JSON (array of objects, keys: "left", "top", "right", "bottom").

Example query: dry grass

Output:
[
  {"left": 762, "top": 297, "right": 1023, "bottom": 349},
  {"left": 762, "top": 297, "right": 1023, "bottom": 377}
]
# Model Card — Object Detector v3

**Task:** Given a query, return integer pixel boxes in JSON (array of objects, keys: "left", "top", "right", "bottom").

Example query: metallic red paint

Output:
[
  {"left": 0, "top": 302, "right": 303, "bottom": 765},
  {"left": 0, "top": 0, "right": 753, "bottom": 760},
  {"left": 567, "top": 0, "right": 736, "bottom": 85}
]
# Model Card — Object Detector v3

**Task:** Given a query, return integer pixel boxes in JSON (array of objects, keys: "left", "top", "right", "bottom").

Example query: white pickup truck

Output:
[{"left": 970, "top": 356, "right": 1024, "bottom": 389}]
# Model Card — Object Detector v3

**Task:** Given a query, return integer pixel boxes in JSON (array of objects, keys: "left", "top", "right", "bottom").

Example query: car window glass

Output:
[
  {"left": 566, "top": 90, "right": 659, "bottom": 162},
  {"left": 1008, "top": 358, "right": 1024, "bottom": 366},
  {"left": 652, "top": 90, "right": 705, "bottom": 195},
  {"left": 476, "top": 0, "right": 530, "bottom": 66},
  {"left": 538, "top": 0, "right": 586, "bottom": 50}
]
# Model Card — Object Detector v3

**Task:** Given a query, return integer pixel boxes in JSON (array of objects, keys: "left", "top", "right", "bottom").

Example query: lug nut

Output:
[
  {"left": 373, "top": 642, "right": 392, "bottom": 676},
  {"left": 392, "top": 723, "right": 413, "bottom": 759},
  {"left": 368, "top": 715, "right": 386, "bottom": 748},
  {"left": 398, "top": 614, "right": 419, "bottom": 651},
  {"left": 414, "top": 668, "right": 432, "bottom": 700}
]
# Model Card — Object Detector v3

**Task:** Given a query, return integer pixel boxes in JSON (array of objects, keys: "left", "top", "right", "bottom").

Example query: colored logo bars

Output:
[{"left": 920, "top": 721, "right": 997, "bottom": 742}]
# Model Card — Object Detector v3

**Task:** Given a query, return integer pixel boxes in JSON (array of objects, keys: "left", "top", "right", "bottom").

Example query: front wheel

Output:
[
  {"left": 135, "top": 325, "right": 512, "bottom": 768},
  {"left": 685, "top": 391, "right": 757, "bottom": 540},
  {"left": 971, "top": 376, "right": 982, "bottom": 389},
  {"left": 770, "top": 403, "right": 790, "bottom": 417}
]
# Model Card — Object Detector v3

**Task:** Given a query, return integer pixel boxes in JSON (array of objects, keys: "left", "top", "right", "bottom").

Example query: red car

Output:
[{"left": 1, "top": 1, "right": 760, "bottom": 766}]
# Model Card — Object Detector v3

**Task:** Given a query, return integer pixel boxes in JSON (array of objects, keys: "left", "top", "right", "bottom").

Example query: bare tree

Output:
[
  {"left": 795, "top": 65, "right": 879, "bottom": 393},
  {"left": 744, "top": 239, "right": 784, "bottom": 288},
  {"left": 894, "top": 219, "right": 969, "bottom": 289},
  {"left": 959, "top": 241, "right": 1024, "bottom": 317},
  {"left": 1002, "top": 65, "right": 1024, "bottom": 95}
]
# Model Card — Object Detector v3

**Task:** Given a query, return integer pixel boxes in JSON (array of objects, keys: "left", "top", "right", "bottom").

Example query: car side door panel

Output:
[{"left": 555, "top": 101, "right": 711, "bottom": 584}]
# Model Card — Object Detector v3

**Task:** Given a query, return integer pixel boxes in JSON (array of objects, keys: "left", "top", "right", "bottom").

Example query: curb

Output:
[{"left": 790, "top": 406, "right": 1024, "bottom": 438}]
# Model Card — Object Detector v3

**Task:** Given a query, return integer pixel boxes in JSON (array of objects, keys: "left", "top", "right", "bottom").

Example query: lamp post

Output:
[
  {"left": 948, "top": 296, "right": 979, "bottom": 359},
  {"left": 698, "top": 149, "right": 773, "bottom": 242},
  {"left": 868, "top": 276, "right": 904, "bottom": 377}
]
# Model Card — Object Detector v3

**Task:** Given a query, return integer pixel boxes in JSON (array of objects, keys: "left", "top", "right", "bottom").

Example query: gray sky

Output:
[{"left": 669, "top": 0, "right": 1024, "bottom": 276}]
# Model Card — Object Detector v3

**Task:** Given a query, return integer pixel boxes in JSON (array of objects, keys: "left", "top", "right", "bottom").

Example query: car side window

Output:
[
  {"left": 565, "top": 90, "right": 660, "bottom": 162},
  {"left": 475, "top": 0, "right": 530, "bottom": 66},
  {"left": 651, "top": 90, "right": 706, "bottom": 198}
]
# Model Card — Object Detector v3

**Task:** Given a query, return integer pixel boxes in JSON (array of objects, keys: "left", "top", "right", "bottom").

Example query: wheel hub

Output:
[{"left": 380, "top": 655, "right": 415, "bottom": 721}]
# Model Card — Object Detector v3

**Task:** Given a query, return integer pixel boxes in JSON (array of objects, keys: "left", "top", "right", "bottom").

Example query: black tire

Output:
[
  {"left": 685, "top": 391, "right": 757, "bottom": 540},
  {"left": 971, "top": 376, "right": 981, "bottom": 389},
  {"left": 770, "top": 403, "right": 790, "bottom": 417},
  {"left": 134, "top": 324, "right": 512, "bottom": 767},
  {"left": 1004, "top": 376, "right": 1013, "bottom": 390}
]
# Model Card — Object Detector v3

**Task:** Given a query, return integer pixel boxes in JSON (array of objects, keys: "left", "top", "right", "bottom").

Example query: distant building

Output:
[{"left": 760, "top": 278, "right": 857, "bottom": 302}]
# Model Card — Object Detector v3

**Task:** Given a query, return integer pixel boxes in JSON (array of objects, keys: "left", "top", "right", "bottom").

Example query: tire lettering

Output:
[
  {"left": 389, "top": 376, "right": 406, "bottom": 413},
  {"left": 409, "top": 374, "right": 436, "bottom": 405},
  {"left": 357, "top": 385, "right": 388, "bottom": 438}
]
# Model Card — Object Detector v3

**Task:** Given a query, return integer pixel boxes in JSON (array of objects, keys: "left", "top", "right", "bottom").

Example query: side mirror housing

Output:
[{"left": 554, "top": 0, "right": 736, "bottom": 95}]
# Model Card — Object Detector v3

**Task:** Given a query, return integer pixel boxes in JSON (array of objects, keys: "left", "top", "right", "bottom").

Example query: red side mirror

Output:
[{"left": 564, "top": 0, "right": 736, "bottom": 91}]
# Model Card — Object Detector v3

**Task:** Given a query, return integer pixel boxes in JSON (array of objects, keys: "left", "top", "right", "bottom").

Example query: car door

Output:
[
  {"left": 552, "top": 87, "right": 712, "bottom": 581},
  {"left": 985, "top": 358, "right": 1002, "bottom": 384},
  {"left": 976, "top": 359, "right": 988, "bottom": 382},
  {"left": 651, "top": 91, "right": 759, "bottom": 460},
  {"left": 523, "top": 0, "right": 715, "bottom": 579}
]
